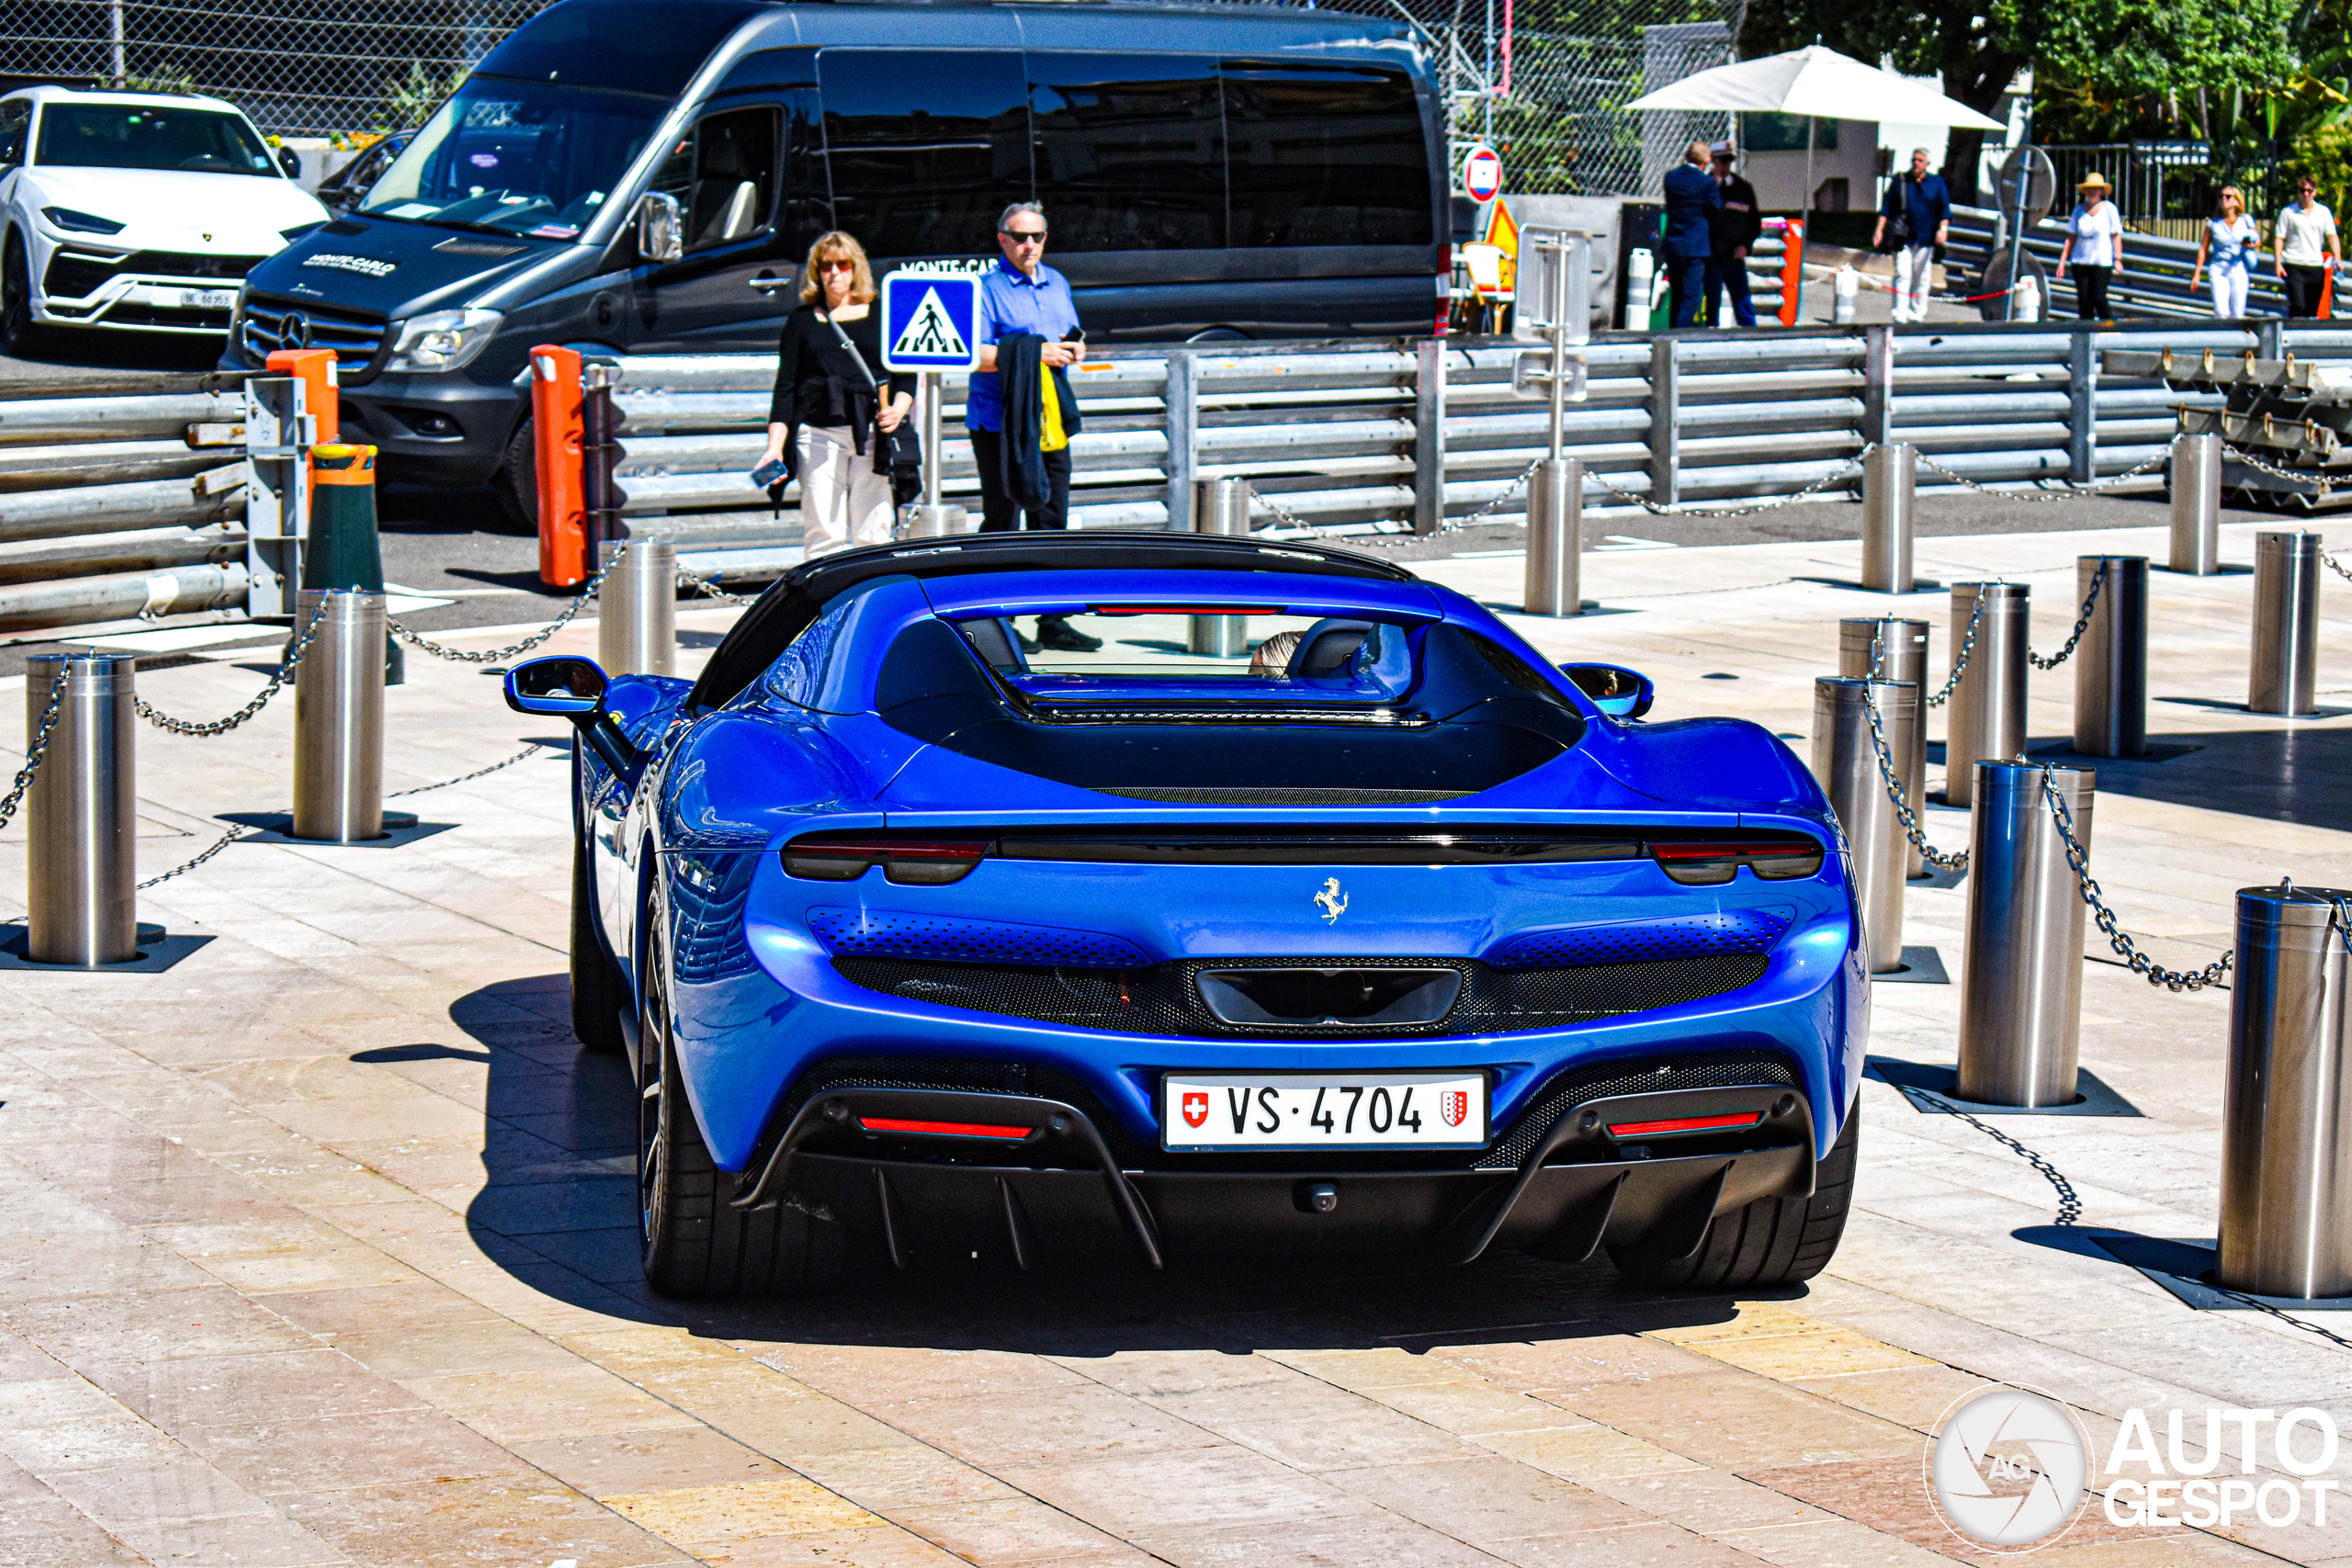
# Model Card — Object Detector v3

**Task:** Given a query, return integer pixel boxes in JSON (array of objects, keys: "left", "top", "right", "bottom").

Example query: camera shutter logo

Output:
[{"left": 1927, "top": 1385, "right": 2089, "bottom": 1551}]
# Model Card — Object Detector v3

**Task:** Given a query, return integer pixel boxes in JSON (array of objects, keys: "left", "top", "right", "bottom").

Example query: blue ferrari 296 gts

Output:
[{"left": 506, "top": 533, "right": 1865, "bottom": 1297}]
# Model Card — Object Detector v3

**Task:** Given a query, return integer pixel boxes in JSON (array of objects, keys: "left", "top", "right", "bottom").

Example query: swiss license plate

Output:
[
  {"left": 179, "top": 288, "right": 238, "bottom": 310},
  {"left": 1161, "top": 1072, "right": 1487, "bottom": 1150}
]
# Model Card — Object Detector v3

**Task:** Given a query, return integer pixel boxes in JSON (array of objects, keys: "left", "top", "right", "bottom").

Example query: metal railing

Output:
[{"left": 1943, "top": 203, "right": 2301, "bottom": 323}]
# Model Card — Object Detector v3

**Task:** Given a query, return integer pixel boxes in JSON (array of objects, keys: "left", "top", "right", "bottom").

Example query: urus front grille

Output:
[
  {"left": 44, "top": 248, "right": 264, "bottom": 299},
  {"left": 831, "top": 952, "right": 1770, "bottom": 1040}
]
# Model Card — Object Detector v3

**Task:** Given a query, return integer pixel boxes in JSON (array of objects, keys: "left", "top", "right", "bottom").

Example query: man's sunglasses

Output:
[{"left": 1001, "top": 230, "right": 1047, "bottom": 243}]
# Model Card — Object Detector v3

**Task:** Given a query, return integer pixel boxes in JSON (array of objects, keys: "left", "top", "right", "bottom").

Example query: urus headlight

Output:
[{"left": 385, "top": 307, "right": 503, "bottom": 372}]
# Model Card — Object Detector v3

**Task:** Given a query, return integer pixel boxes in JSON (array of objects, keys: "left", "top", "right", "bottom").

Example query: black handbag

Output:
[{"left": 1880, "top": 186, "right": 1915, "bottom": 253}]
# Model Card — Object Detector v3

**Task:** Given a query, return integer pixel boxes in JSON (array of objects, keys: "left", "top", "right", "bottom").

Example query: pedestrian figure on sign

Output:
[
  {"left": 2274, "top": 176, "right": 2339, "bottom": 320},
  {"left": 1873, "top": 148, "right": 1950, "bottom": 323},
  {"left": 2193, "top": 186, "right": 2260, "bottom": 320},
  {"left": 2055, "top": 173, "right": 2123, "bottom": 322},
  {"left": 1660, "top": 140, "right": 1722, "bottom": 329},
  {"left": 1706, "top": 141, "right": 1761, "bottom": 327}
]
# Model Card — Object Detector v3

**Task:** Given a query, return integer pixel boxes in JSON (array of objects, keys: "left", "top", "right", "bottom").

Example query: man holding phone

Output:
[{"left": 966, "top": 200, "right": 1095, "bottom": 649}]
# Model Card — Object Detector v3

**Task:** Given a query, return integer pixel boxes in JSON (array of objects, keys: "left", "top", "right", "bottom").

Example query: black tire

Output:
[
  {"left": 489, "top": 418, "right": 537, "bottom": 535},
  {"left": 1607, "top": 1100, "right": 1859, "bottom": 1291},
  {"left": 1, "top": 232, "right": 42, "bottom": 357},
  {"left": 570, "top": 833, "right": 628, "bottom": 1055},
  {"left": 639, "top": 905, "right": 847, "bottom": 1297}
]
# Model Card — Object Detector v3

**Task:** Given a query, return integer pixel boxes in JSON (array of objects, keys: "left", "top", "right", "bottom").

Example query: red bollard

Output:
[{"left": 530, "top": 344, "right": 589, "bottom": 589}]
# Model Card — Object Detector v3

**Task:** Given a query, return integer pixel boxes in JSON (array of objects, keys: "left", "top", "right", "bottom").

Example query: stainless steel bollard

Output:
[
  {"left": 2217, "top": 885, "right": 2352, "bottom": 1299},
  {"left": 1956, "top": 761, "right": 2093, "bottom": 1107},
  {"left": 1945, "top": 582, "right": 2029, "bottom": 808},
  {"left": 899, "top": 503, "right": 968, "bottom": 539},
  {"left": 1522, "top": 457, "right": 1584, "bottom": 616},
  {"left": 1811, "top": 677, "right": 1917, "bottom": 974},
  {"left": 2168, "top": 432, "right": 2222, "bottom": 575},
  {"left": 1190, "top": 478, "right": 1251, "bottom": 658},
  {"left": 24, "top": 652, "right": 137, "bottom": 965},
  {"left": 2249, "top": 530, "right": 2321, "bottom": 716},
  {"left": 292, "top": 589, "right": 387, "bottom": 843},
  {"left": 2073, "top": 555, "right": 2147, "bottom": 759},
  {"left": 597, "top": 537, "right": 676, "bottom": 679},
  {"left": 1861, "top": 441, "right": 1916, "bottom": 593},
  {"left": 1838, "top": 617, "right": 1931, "bottom": 878}
]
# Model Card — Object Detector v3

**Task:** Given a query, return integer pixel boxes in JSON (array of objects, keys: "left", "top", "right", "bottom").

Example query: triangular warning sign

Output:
[{"left": 892, "top": 287, "right": 970, "bottom": 358}]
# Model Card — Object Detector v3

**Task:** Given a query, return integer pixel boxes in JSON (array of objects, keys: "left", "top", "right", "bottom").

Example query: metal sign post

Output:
[
  {"left": 1511, "top": 229, "right": 1592, "bottom": 616},
  {"left": 881, "top": 265, "right": 985, "bottom": 536}
]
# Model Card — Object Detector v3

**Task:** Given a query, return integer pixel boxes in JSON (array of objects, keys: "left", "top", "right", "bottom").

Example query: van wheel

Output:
[
  {"left": 639, "top": 904, "right": 847, "bottom": 1298},
  {"left": 490, "top": 419, "right": 537, "bottom": 535},
  {"left": 1, "top": 233, "right": 42, "bottom": 357},
  {"left": 1607, "top": 1100, "right": 1858, "bottom": 1291}
]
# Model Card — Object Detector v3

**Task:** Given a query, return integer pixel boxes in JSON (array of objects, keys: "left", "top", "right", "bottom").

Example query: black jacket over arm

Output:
[{"left": 992, "top": 332, "right": 1083, "bottom": 513}]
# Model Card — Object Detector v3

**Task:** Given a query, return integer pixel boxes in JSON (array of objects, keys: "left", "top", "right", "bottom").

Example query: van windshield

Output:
[{"left": 359, "top": 76, "right": 666, "bottom": 239}]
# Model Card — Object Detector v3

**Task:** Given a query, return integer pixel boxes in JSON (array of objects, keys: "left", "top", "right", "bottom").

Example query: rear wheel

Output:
[
  {"left": 638, "top": 910, "right": 846, "bottom": 1297},
  {"left": 1, "top": 232, "right": 42, "bottom": 357},
  {"left": 1607, "top": 1100, "right": 1858, "bottom": 1291},
  {"left": 570, "top": 832, "right": 628, "bottom": 1055},
  {"left": 490, "top": 418, "right": 537, "bottom": 535}
]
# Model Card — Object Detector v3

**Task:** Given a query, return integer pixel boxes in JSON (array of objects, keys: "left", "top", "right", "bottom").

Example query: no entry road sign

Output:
[
  {"left": 881, "top": 270, "right": 982, "bottom": 372},
  {"left": 1461, "top": 143, "right": 1502, "bottom": 203}
]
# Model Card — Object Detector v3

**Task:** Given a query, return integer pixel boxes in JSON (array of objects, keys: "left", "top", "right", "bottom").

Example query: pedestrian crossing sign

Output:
[{"left": 881, "top": 270, "right": 982, "bottom": 371}]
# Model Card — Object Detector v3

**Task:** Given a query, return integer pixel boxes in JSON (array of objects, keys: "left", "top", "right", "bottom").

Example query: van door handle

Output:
[{"left": 748, "top": 273, "right": 789, "bottom": 293}]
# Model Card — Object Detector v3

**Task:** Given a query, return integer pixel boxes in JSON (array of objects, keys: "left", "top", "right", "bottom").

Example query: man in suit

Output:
[
  {"left": 1661, "top": 140, "right": 1722, "bottom": 329},
  {"left": 1706, "top": 141, "right": 1763, "bottom": 327}
]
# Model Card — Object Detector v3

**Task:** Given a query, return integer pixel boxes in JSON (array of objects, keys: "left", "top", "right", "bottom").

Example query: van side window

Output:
[
  {"left": 0, "top": 102, "right": 28, "bottom": 170},
  {"left": 820, "top": 50, "right": 1032, "bottom": 259},
  {"left": 647, "top": 107, "right": 780, "bottom": 253},
  {"left": 1031, "top": 54, "right": 1224, "bottom": 252},
  {"left": 1224, "top": 63, "right": 1431, "bottom": 248}
]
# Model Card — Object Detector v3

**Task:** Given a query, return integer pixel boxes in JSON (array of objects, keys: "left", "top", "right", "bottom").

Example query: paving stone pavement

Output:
[{"left": 0, "top": 516, "right": 2346, "bottom": 1568}]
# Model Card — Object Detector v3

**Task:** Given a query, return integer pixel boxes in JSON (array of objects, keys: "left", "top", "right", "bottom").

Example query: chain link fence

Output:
[{"left": 5, "top": 0, "right": 1737, "bottom": 186}]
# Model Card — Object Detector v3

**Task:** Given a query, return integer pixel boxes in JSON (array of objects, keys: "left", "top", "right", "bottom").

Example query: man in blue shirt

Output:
[
  {"left": 967, "top": 200, "right": 1095, "bottom": 649},
  {"left": 1873, "top": 148, "right": 1951, "bottom": 322},
  {"left": 1661, "top": 141, "right": 1722, "bottom": 329}
]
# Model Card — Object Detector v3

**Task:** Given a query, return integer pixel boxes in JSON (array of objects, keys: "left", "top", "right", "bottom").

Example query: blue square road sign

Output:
[{"left": 881, "top": 271, "right": 983, "bottom": 372}]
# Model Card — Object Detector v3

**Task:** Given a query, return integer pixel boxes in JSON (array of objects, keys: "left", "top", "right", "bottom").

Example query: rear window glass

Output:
[{"left": 954, "top": 611, "right": 1418, "bottom": 705}]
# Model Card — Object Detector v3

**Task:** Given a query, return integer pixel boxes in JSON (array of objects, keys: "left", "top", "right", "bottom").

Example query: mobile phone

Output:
[{"left": 750, "top": 457, "right": 789, "bottom": 489}]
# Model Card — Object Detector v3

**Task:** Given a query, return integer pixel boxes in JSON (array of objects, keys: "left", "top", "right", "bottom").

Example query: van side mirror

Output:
[
  {"left": 636, "top": 190, "right": 683, "bottom": 265},
  {"left": 277, "top": 145, "right": 301, "bottom": 180},
  {"left": 504, "top": 656, "right": 608, "bottom": 721},
  {"left": 1561, "top": 662, "right": 1654, "bottom": 719}
]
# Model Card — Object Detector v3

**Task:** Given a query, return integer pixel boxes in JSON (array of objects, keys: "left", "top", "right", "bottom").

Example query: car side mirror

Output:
[
  {"left": 1562, "top": 662, "right": 1654, "bottom": 719},
  {"left": 504, "top": 656, "right": 608, "bottom": 721},
  {"left": 277, "top": 145, "right": 301, "bottom": 179},
  {"left": 636, "top": 190, "right": 683, "bottom": 265}
]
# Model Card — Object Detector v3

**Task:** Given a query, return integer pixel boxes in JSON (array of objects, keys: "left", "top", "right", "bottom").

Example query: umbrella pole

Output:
[{"left": 1804, "top": 116, "right": 1815, "bottom": 220}]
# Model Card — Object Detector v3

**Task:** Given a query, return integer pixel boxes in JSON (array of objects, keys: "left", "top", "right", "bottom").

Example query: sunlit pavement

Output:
[{"left": 0, "top": 516, "right": 2346, "bottom": 1567}]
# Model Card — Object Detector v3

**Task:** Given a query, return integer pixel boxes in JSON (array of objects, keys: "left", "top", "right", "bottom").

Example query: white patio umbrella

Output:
[{"left": 1624, "top": 45, "right": 2006, "bottom": 213}]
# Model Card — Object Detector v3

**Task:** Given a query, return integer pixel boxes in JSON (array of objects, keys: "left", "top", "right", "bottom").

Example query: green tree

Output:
[{"left": 2035, "top": 0, "right": 2300, "bottom": 141}]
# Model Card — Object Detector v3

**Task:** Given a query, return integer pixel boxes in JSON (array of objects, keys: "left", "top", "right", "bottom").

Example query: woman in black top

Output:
[{"left": 759, "top": 231, "right": 913, "bottom": 559}]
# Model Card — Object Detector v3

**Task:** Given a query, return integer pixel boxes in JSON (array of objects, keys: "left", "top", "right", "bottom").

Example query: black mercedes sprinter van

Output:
[{"left": 223, "top": 0, "right": 1448, "bottom": 522}]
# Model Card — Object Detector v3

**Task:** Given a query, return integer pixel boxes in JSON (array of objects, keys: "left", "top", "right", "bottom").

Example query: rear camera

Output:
[{"left": 1295, "top": 1180, "right": 1339, "bottom": 1214}]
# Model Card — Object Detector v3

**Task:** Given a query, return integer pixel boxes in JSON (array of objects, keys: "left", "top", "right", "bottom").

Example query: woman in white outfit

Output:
[
  {"left": 2192, "top": 186, "right": 2259, "bottom": 319},
  {"left": 758, "top": 232, "right": 913, "bottom": 560}
]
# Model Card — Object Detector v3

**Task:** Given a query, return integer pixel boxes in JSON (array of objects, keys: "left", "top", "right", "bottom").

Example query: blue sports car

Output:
[{"left": 507, "top": 534, "right": 1865, "bottom": 1297}]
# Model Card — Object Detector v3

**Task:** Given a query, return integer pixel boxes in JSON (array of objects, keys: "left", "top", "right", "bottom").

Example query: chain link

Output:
[
  {"left": 1586, "top": 450, "right": 1871, "bottom": 518},
  {"left": 1854, "top": 644, "right": 1970, "bottom": 871},
  {"left": 2026, "top": 558, "right": 2107, "bottom": 671},
  {"left": 2039, "top": 768, "right": 2234, "bottom": 991},
  {"left": 131, "top": 595, "right": 330, "bottom": 738},
  {"left": 674, "top": 565, "right": 757, "bottom": 606},
  {"left": 1925, "top": 588, "right": 1987, "bottom": 709},
  {"left": 388, "top": 741, "right": 553, "bottom": 798},
  {"left": 137, "top": 822, "right": 257, "bottom": 889},
  {"left": 1914, "top": 448, "right": 2170, "bottom": 502},
  {"left": 390, "top": 556, "right": 618, "bottom": 665},
  {"left": 1246, "top": 457, "right": 1546, "bottom": 547},
  {"left": 2222, "top": 440, "right": 2335, "bottom": 494},
  {"left": 0, "top": 662, "right": 70, "bottom": 836},
  {"left": 2321, "top": 546, "right": 2352, "bottom": 584}
]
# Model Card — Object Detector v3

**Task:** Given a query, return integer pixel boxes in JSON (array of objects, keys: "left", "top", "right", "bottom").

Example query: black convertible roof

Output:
[{"left": 685, "top": 532, "right": 1420, "bottom": 710}]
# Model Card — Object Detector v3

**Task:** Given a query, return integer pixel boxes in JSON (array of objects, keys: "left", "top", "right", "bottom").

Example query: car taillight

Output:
[
  {"left": 1607, "top": 1111, "right": 1764, "bottom": 1138},
  {"left": 858, "top": 1115, "right": 1034, "bottom": 1139},
  {"left": 1649, "top": 840, "right": 1825, "bottom": 885},
  {"left": 782, "top": 839, "right": 988, "bottom": 885}
]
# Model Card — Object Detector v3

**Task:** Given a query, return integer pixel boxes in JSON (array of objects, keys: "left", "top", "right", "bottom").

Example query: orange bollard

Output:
[
  {"left": 1779, "top": 219, "right": 1804, "bottom": 327},
  {"left": 2322, "top": 268, "right": 2336, "bottom": 321},
  {"left": 530, "top": 345, "right": 589, "bottom": 589},
  {"left": 266, "top": 347, "right": 340, "bottom": 442}
]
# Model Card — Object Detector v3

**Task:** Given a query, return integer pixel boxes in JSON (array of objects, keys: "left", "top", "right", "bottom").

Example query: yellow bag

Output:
[{"left": 1039, "top": 367, "right": 1069, "bottom": 453}]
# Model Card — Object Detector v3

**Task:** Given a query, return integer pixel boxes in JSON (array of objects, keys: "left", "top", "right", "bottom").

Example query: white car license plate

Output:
[
  {"left": 1162, "top": 1072, "right": 1487, "bottom": 1150},
  {"left": 178, "top": 288, "right": 238, "bottom": 310}
]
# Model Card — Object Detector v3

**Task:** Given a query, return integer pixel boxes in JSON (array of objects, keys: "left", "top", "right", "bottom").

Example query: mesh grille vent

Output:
[
  {"left": 808, "top": 908, "right": 1150, "bottom": 967},
  {"left": 1478, "top": 1050, "right": 1800, "bottom": 1168},
  {"left": 1488, "top": 908, "right": 1792, "bottom": 968}
]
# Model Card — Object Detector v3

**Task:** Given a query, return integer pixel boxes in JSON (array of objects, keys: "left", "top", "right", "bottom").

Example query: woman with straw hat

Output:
[{"left": 2055, "top": 172, "right": 2123, "bottom": 321}]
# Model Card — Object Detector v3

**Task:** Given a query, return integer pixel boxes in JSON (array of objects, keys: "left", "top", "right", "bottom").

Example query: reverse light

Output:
[
  {"left": 1607, "top": 1111, "right": 1764, "bottom": 1138},
  {"left": 783, "top": 838, "right": 988, "bottom": 885},
  {"left": 41, "top": 206, "right": 124, "bottom": 235},
  {"left": 857, "top": 1115, "right": 1034, "bottom": 1139},
  {"left": 1649, "top": 840, "right": 1825, "bottom": 885},
  {"left": 385, "top": 307, "right": 503, "bottom": 371}
]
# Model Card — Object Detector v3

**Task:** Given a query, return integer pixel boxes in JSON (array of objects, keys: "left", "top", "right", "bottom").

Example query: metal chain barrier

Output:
[
  {"left": 2026, "top": 558, "right": 2107, "bottom": 671},
  {"left": 390, "top": 556, "right": 619, "bottom": 665},
  {"left": 1249, "top": 457, "right": 1545, "bottom": 547},
  {"left": 138, "top": 822, "right": 258, "bottom": 890},
  {"left": 0, "top": 661, "right": 70, "bottom": 837},
  {"left": 1923, "top": 587, "right": 1987, "bottom": 709},
  {"left": 2223, "top": 441, "right": 2334, "bottom": 496},
  {"left": 132, "top": 595, "right": 330, "bottom": 738},
  {"left": 675, "top": 565, "right": 756, "bottom": 606},
  {"left": 1585, "top": 449, "right": 1871, "bottom": 519},
  {"left": 1915, "top": 448, "right": 2170, "bottom": 502},
  {"left": 1856, "top": 637, "right": 1971, "bottom": 871},
  {"left": 2321, "top": 545, "right": 2352, "bottom": 584},
  {"left": 387, "top": 740, "right": 552, "bottom": 798},
  {"left": 2040, "top": 768, "right": 2233, "bottom": 992}
]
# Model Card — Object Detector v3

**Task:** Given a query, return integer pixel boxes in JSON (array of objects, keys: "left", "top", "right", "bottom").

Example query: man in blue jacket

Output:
[
  {"left": 1661, "top": 140, "right": 1722, "bottom": 329},
  {"left": 1874, "top": 148, "right": 1951, "bottom": 322}
]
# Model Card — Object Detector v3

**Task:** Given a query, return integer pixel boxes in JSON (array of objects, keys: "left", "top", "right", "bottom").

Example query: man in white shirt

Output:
[{"left": 2276, "top": 176, "right": 2341, "bottom": 319}]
